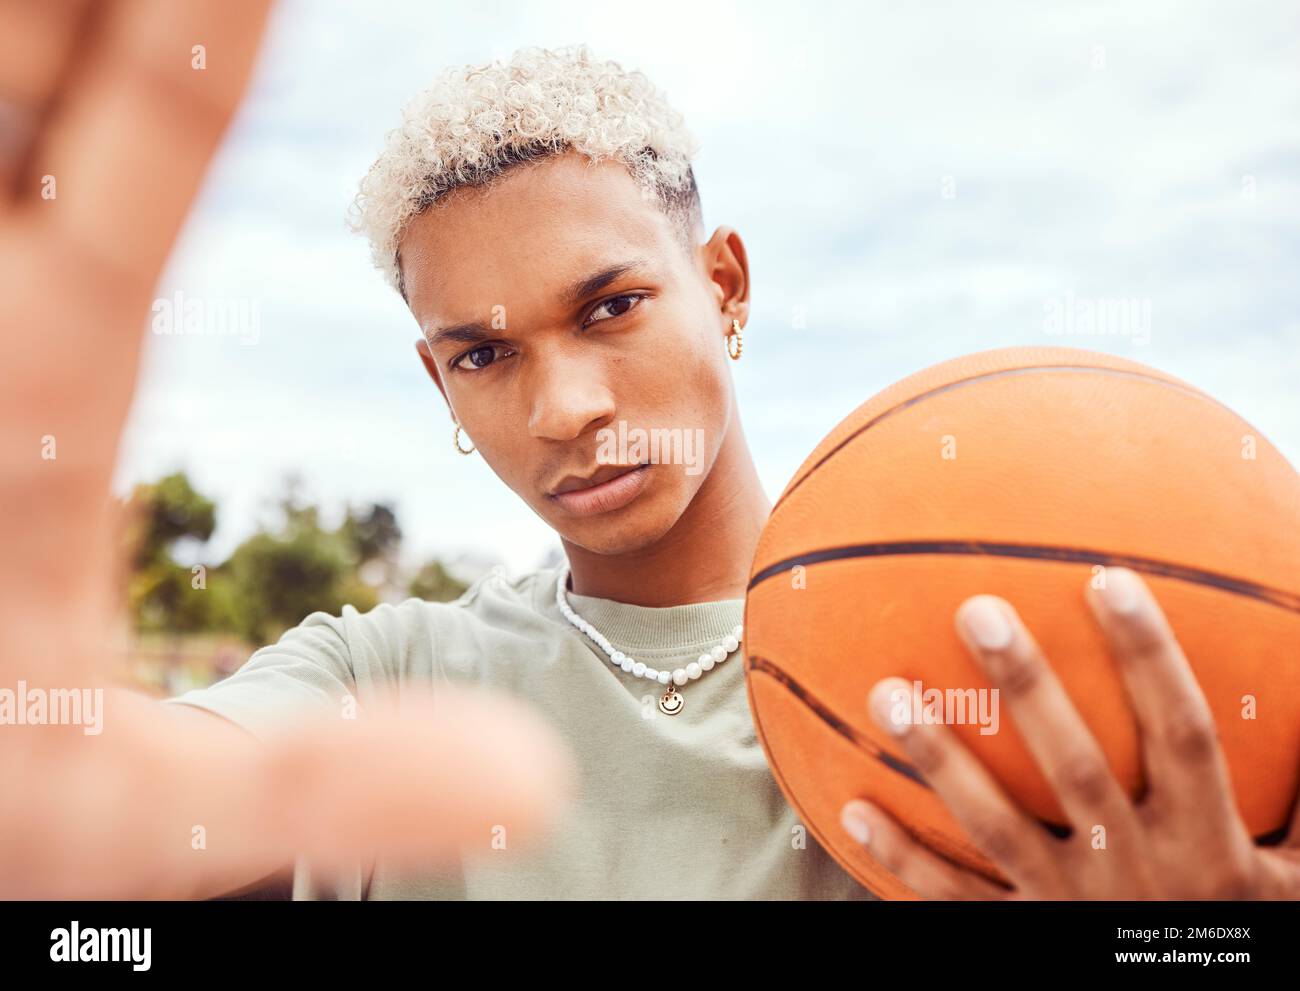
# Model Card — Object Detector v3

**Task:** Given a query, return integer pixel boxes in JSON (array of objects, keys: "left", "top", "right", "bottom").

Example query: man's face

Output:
[{"left": 399, "top": 150, "right": 739, "bottom": 556}]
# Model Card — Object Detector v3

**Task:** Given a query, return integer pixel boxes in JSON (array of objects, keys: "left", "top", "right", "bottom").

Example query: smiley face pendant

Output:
[{"left": 658, "top": 684, "right": 684, "bottom": 716}]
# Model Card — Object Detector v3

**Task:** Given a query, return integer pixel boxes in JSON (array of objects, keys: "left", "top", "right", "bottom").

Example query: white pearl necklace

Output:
[{"left": 555, "top": 565, "right": 743, "bottom": 716}]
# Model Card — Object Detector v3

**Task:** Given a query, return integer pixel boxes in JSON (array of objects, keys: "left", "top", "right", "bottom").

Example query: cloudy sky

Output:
[{"left": 114, "top": 0, "right": 1300, "bottom": 576}]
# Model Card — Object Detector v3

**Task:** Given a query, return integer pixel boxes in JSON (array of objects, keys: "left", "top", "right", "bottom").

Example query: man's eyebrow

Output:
[
  {"left": 561, "top": 260, "right": 652, "bottom": 306},
  {"left": 426, "top": 321, "right": 494, "bottom": 351},
  {"left": 426, "top": 260, "right": 652, "bottom": 350}
]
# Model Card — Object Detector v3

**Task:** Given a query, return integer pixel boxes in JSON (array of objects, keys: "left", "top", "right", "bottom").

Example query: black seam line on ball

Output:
[
  {"left": 746, "top": 541, "right": 1300, "bottom": 614},
  {"left": 747, "top": 655, "right": 1294, "bottom": 847},
  {"left": 773, "top": 363, "right": 1225, "bottom": 513},
  {"left": 747, "top": 655, "right": 1071, "bottom": 847},
  {"left": 747, "top": 655, "right": 930, "bottom": 788}
]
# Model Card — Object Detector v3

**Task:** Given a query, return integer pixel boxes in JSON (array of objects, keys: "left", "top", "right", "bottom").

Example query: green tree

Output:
[
  {"left": 408, "top": 559, "right": 469, "bottom": 603},
  {"left": 125, "top": 471, "right": 216, "bottom": 568},
  {"left": 123, "top": 472, "right": 220, "bottom": 633},
  {"left": 123, "top": 471, "right": 470, "bottom": 647},
  {"left": 129, "top": 562, "right": 234, "bottom": 634},
  {"left": 341, "top": 503, "right": 401, "bottom": 563},
  {"left": 223, "top": 522, "right": 378, "bottom": 646}
]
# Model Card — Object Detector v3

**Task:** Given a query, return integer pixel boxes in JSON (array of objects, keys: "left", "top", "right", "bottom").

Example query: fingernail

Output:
[
  {"left": 841, "top": 801, "right": 872, "bottom": 844},
  {"left": 960, "top": 597, "right": 1013, "bottom": 650},
  {"left": 870, "top": 681, "right": 910, "bottom": 736},
  {"left": 1099, "top": 567, "right": 1143, "bottom": 615}
]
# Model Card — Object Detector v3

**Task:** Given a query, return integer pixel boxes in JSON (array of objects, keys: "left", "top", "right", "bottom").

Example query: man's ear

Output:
[
  {"left": 415, "top": 338, "right": 450, "bottom": 406},
  {"left": 701, "top": 225, "right": 751, "bottom": 331}
]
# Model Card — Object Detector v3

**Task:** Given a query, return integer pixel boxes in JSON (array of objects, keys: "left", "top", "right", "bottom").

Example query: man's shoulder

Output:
[{"left": 161, "top": 563, "right": 564, "bottom": 735}]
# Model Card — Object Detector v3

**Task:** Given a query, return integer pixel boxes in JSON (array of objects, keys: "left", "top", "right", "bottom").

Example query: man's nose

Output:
[{"left": 526, "top": 353, "right": 617, "bottom": 443}]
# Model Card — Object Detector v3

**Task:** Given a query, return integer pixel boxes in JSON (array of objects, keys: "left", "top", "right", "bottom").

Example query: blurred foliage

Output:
[
  {"left": 222, "top": 523, "right": 376, "bottom": 644},
  {"left": 340, "top": 503, "right": 401, "bottom": 563},
  {"left": 126, "top": 472, "right": 222, "bottom": 634},
  {"left": 126, "top": 472, "right": 216, "bottom": 569},
  {"left": 123, "top": 471, "right": 471, "bottom": 647},
  {"left": 408, "top": 559, "right": 468, "bottom": 602}
]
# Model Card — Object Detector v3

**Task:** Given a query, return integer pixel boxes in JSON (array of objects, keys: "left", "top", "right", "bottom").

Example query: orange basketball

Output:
[{"left": 743, "top": 346, "right": 1300, "bottom": 899}]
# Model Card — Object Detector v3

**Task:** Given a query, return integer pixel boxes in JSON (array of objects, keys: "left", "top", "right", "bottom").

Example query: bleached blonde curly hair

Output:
[{"left": 348, "top": 43, "right": 704, "bottom": 300}]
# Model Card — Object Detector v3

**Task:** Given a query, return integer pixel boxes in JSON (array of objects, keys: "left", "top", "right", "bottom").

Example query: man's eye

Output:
[
  {"left": 452, "top": 344, "right": 511, "bottom": 372},
  {"left": 586, "top": 293, "right": 646, "bottom": 326}
]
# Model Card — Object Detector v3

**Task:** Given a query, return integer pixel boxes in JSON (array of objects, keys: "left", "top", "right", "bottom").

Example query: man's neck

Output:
[{"left": 560, "top": 411, "right": 772, "bottom": 606}]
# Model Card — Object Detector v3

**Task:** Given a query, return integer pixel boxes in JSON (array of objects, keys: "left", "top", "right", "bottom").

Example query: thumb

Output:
[
  {"left": 5, "top": 683, "right": 578, "bottom": 899},
  {"left": 254, "top": 683, "right": 579, "bottom": 873}
]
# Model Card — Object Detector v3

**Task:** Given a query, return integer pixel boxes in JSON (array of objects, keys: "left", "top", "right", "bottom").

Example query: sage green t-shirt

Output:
[{"left": 165, "top": 562, "right": 874, "bottom": 901}]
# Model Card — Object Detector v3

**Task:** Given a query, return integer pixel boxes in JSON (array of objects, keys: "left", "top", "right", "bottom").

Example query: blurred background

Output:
[{"left": 111, "top": 0, "right": 1300, "bottom": 692}]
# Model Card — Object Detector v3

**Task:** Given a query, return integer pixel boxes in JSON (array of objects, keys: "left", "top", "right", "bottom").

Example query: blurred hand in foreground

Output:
[{"left": 0, "top": 0, "right": 575, "bottom": 899}]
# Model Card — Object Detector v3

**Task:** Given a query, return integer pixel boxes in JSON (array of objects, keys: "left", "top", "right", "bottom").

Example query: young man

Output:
[
  {"left": 162, "top": 43, "right": 1300, "bottom": 901},
  {"left": 164, "top": 43, "right": 872, "bottom": 900},
  {"left": 5, "top": 16, "right": 1297, "bottom": 900}
]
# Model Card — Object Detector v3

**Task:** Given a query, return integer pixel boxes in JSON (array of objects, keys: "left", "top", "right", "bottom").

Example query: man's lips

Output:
[
  {"left": 548, "top": 462, "right": 646, "bottom": 496},
  {"left": 546, "top": 463, "right": 652, "bottom": 517}
]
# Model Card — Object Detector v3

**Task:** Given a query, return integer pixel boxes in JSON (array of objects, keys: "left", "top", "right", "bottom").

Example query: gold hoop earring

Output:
[
  {"left": 726, "top": 318, "right": 743, "bottom": 361},
  {"left": 453, "top": 421, "right": 475, "bottom": 455}
]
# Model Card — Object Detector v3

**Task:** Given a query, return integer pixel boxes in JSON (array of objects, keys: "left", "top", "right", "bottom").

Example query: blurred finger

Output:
[
  {"left": 0, "top": 0, "right": 273, "bottom": 682},
  {"left": 32, "top": 0, "right": 275, "bottom": 287},
  {"left": 841, "top": 799, "right": 1011, "bottom": 900},
  {"left": 0, "top": 0, "right": 93, "bottom": 197},
  {"left": 5, "top": 683, "right": 577, "bottom": 899}
]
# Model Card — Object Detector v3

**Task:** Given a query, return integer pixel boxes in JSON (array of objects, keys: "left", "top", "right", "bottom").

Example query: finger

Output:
[
  {"left": 1085, "top": 568, "right": 1242, "bottom": 834},
  {"left": 0, "top": 1, "right": 90, "bottom": 110},
  {"left": 0, "top": 0, "right": 272, "bottom": 682},
  {"left": 0, "top": 0, "right": 94, "bottom": 198},
  {"left": 4, "top": 683, "right": 578, "bottom": 899},
  {"left": 868, "top": 677, "right": 1065, "bottom": 896},
  {"left": 954, "top": 595, "right": 1143, "bottom": 863},
  {"left": 840, "top": 799, "right": 1011, "bottom": 899},
  {"left": 31, "top": 0, "right": 275, "bottom": 288}
]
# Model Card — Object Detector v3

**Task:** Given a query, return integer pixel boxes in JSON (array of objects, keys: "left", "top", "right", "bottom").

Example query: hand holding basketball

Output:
[
  {"left": 840, "top": 568, "right": 1300, "bottom": 900},
  {"left": 745, "top": 347, "right": 1300, "bottom": 900}
]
